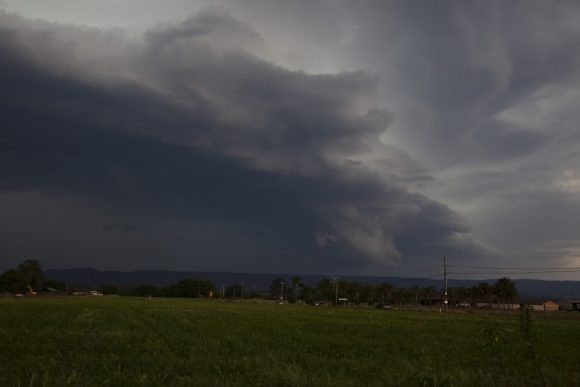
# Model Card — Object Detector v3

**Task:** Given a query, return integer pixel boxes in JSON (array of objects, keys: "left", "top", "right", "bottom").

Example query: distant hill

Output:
[{"left": 45, "top": 268, "right": 580, "bottom": 300}]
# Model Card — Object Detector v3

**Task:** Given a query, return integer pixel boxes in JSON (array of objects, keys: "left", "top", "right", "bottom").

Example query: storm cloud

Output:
[
  {"left": 2, "top": 1, "right": 579, "bottom": 278},
  {"left": 0, "top": 8, "right": 488, "bottom": 274},
  {"left": 230, "top": 0, "right": 580, "bottom": 274}
]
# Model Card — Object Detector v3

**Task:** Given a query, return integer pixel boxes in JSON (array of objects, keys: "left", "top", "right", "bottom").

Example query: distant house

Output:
[
  {"left": 521, "top": 300, "right": 559, "bottom": 312},
  {"left": 542, "top": 301, "right": 559, "bottom": 312},
  {"left": 557, "top": 299, "right": 580, "bottom": 311}
]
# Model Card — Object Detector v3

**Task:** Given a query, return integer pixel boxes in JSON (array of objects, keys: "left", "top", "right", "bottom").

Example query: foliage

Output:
[
  {"left": 269, "top": 277, "right": 286, "bottom": 300},
  {"left": 43, "top": 278, "right": 66, "bottom": 292},
  {"left": 494, "top": 277, "right": 519, "bottom": 304},
  {"left": 225, "top": 284, "right": 245, "bottom": 298},
  {"left": 315, "top": 278, "right": 335, "bottom": 303},
  {"left": 0, "top": 260, "right": 519, "bottom": 308},
  {"left": 123, "top": 279, "right": 216, "bottom": 298},
  {"left": 128, "top": 284, "right": 161, "bottom": 297},
  {"left": 0, "top": 259, "right": 46, "bottom": 292},
  {"left": 17, "top": 260, "right": 45, "bottom": 291},
  {"left": 0, "top": 269, "right": 27, "bottom": 293},
  {"left": 101, "top": 285, "right": 120, "bottom": 295},
  {"left": 258, "top": 276, "right": 521, "bottom": 307},
  {"left": 164, "top": 279, "right": 215, "bottom": 298}
]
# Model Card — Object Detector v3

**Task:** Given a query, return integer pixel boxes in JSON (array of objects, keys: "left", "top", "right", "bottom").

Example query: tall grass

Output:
[{"left": 1, "top": 297, "right": 579, "bottom": 386}]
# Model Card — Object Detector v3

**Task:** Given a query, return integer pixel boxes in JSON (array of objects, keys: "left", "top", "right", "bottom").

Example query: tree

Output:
[
  {"left": 410, "top": 285, "right": 420, "bottom": 305},
  {"left": 0, "top": 259, "right": 46, "bottom": 293},
  {"left": 291, "top": 276, "right": 302, "bottom": 288},
  {"left": 360, "top": 284, "right": 379, "bottom": 304},
  {"left": 392, "top": 287, "right": 413, "bottom": 305},
  {"left": 0, "top": 269, "right": 26, "bottom": 293},
  {"left": 315, "top": 278, "right": 335, "bottom": 303},
  {"left": 129, "top": 284, "right": 160, "bottom": 297},
  {"left": 269, "top": 277, "right": 286, "bottom": 300},
  {"left": 418, "top": 286, "right": 437, "bottom": 305},
  {"left": 44, "top": 278, "right": 66, "bottom": 292},
  {"left": 494, "top": 277, "right": 518, "bottom": 304},
  {"left": 17, "top": 259, "right": 45, "bottom": 291},
  {"left": 101, "top": 285, "right": 120, "bottom": 295},
  {"left": 225, "top": 284, "right": 244, "bottom": 299},
  {"left": 290, "top": 276, "right": 302, "bottom": 303},
  {"left": 300, "top": 285, "right": 315, "bottom": 304},
  {"left": 164, "top": 279, "right": 215, "bottom": 298},
  {"left": 378, "top": 282, "right": 395, "bottom": 304},
  {"left": 474, "top": 282, "right": 493, "bottom": 304}
]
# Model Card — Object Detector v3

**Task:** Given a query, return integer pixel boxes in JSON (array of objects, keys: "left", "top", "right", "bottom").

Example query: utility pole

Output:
[
  {"left": 332, "top": 276, "right": 339, "bottom": 306},
  {"left": 336, "top": 278, "right": 339, "bottom": 306},
  {"left": 280, "top": 280, "right": 284, "bottom": 302},
  {"left": 443, "top": 255, "right": 448, "bottom": 312}
]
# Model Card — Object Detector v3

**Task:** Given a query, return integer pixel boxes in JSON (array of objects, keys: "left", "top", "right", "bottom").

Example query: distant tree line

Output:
[
  {"left": 107, "top": 279, "right": 217, "bottom": 298},
  {"left": 1, "top": 260, "right": 517, "bottom": 306},
  {"left": 106, "top": 280, "right": 265, "bottom": 299},
  {"left": 267, "top": 276, "right": 518, "bottom": 306}
]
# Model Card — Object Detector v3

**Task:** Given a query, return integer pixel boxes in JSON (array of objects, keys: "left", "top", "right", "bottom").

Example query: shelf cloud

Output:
[
  {"left": 1, "top": 1, "right": 579, "bottom": 277},
  {"left": 0, "top": 9, "right": 490, "bottom": 273}
]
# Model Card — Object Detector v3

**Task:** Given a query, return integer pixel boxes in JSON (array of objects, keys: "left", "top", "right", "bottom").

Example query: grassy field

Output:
[{"left": 1, "top": 297, "right": 580, "bottom": 386}]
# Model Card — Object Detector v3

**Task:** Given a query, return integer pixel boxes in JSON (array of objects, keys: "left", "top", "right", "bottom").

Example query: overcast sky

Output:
[{"left": 1, "top": 0, "right": 579, "bottom": 279}]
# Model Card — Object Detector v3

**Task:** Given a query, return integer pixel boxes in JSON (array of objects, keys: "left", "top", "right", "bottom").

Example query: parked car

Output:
[{"left": 376, "top": 303, "right": 393, "bottom": 309}]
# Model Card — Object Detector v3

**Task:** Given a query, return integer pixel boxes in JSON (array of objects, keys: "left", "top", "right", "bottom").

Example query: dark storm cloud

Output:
[{"left": 0, "top": 9, "right": 490, "bottom": 272}]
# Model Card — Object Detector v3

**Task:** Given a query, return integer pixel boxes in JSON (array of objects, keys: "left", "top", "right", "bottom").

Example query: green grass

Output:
[{"left": 1, "top": 297, "right": 580, "bottom": 386}]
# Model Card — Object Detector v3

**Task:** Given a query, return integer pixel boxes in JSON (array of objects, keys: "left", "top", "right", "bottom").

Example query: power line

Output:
[
  {"left": 449, "top": 269, "right": 580, "bottom": 276},
  {"left": 451, "top": 264, "right": 580, "bottom": 270},
  {"left": 393, "top": 265, "right": 443, "bottom": 278},
  {"left": 381, "top": 271, "right": 444, "bottom": 282}
]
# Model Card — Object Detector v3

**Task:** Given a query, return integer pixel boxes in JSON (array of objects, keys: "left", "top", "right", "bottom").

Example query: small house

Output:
[
  {"left": 542, "top": 300, "right": 559, "bottom": 312},
  {"left": 521, "top": 300, "right": 559, "bottom": 312}
]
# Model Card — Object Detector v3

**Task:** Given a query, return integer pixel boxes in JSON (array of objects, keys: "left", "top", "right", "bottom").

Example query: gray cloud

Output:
[
  {"left": 313, "top": 0, "right": 580, "bottom": 271},
  {"left": 0, "top": 9, "right": 490, "bottom": 273},
  {"left": 330, "top": 1, "right": 580, "bottom": 164}
]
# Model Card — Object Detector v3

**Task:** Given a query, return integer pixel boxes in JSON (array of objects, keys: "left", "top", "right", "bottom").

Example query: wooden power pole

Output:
[{"left": 443, "top": 255, "right": 448, "bottom": 312}]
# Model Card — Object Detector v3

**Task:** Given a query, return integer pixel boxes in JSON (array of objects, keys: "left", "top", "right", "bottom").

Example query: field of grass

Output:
[{"left": 1, "top": 297, "right": 580, "bottom": 386}]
